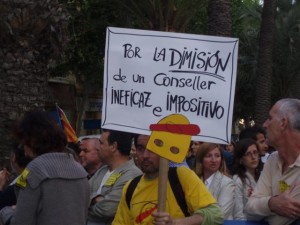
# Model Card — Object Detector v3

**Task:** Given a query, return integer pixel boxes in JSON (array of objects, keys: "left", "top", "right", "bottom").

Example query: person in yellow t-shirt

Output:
[{"left": 112, "top": 134, "right": 224, "bottom": 225}]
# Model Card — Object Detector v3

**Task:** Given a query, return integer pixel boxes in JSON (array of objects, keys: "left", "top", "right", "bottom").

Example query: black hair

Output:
[
  {"left": 13, "top": 111, "right": 67, "bottom": 156},
  {"left": 12, "top": 142, "right": 32, "bottom": 168},
  {"left": 133, "top": 133, "right": 140, "bottom": 148},
  {"left": 102, "top": 129, "right": 133, "bottom": 156},
  {"left": 67, "top": 141, "right": 80, "bottom": 155},
  {"left": 231, "top": 138, "right": 260, "bottom": 183},
  {"left": 239, "top": 126, "right": 266, "bottom": 141}
]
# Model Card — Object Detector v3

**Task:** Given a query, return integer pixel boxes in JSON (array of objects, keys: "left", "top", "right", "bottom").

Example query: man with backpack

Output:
[{"left": 112, "top": 134, "right": 224, "bottom": 225}]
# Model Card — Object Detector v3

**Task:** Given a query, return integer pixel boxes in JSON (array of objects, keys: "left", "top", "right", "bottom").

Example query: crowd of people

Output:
[{"left": 0, "top": 98, "right": 300, "bottom": 225}]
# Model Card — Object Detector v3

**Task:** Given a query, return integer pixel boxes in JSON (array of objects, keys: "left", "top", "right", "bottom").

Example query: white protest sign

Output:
[{"left": 101, "top": 27, "right": 238, "bottom": 144}]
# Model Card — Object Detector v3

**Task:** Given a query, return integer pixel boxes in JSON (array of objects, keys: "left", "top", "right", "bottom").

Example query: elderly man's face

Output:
[
  {"left": 263, "top": 103, "right": 282, "bottom": 148},
  {"left": 79, "top": 138, "right": 101, "bottom": 169}
]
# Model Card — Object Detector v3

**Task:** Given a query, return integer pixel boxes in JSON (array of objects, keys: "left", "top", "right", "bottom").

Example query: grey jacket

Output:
[
  {"left": 88, "top": 159, "right": 142, "bottom": 224},
  {"left": 0, "top": 152, "right": 90, "bottom": 225}
]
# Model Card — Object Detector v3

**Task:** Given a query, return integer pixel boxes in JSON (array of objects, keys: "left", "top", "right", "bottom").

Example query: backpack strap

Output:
[
  {"left": 125, "top": 168, "right": 190, "bottom": 217},
  {"left": 168, "top": 167, "right": 190, "bottom": 217},
  {"left": 126, "top": 175, "right": 142, "bottom": 209}
]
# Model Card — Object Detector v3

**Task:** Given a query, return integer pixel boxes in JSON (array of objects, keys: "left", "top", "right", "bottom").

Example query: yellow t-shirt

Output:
[{"left": 112, "top": 166, "right": 217, "bottom": 225}]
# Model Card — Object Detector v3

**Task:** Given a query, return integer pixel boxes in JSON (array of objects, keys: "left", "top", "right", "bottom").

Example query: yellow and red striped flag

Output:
[{"left": 56, "top": 105, "right": 78, "bottom": 143}]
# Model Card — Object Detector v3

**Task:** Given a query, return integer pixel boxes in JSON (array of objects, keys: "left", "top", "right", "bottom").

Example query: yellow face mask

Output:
[{"left": 147, "top": 114, "right": 200, "bottom": 163}]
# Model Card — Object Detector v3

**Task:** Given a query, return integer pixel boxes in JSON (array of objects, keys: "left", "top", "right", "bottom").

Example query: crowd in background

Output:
[{"left": 1, "top": 98, "right": 300, "bottom": 225}]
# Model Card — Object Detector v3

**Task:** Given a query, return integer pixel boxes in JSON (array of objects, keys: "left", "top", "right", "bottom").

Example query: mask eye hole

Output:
[
  {"left": 170, "top": 146, "right": 179, "bottom": 154},
  {"left": 154, "top": 139, "right": 164, "bottom": 147}
]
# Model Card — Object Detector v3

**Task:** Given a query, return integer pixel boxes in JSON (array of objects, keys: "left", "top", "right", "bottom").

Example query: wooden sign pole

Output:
[{"left": 157, "top": 157, "right": 169, "bottom": 212}]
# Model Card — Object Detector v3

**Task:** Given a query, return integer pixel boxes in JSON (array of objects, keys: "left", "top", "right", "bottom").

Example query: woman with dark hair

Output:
[
  {"left": 186, "top": 141, "right": 203, "bottom": 168},
  {"left": 194, "top": 142, "right": 235, "bottom": 220},
  {"left": 0, "top": 111, "right": 90, "bottom": 225},
  {"left": 232, "top": 138, "right": 260, "bottom": 220},
  {"left": 225, "top": 141, "right": 236, "bottom": 154}
]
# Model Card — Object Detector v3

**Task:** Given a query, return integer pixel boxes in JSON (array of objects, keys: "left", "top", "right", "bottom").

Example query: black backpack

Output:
[{"left": 125, "top": 167, "right": 190, "bottom": 217}]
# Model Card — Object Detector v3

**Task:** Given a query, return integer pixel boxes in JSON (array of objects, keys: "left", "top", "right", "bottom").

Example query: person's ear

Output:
[
  {"left": 111, "top": 141, "right": 118, "bottom": 152},
  {"left": 281, "top": 117, "right": 289, "bottom": 130}
]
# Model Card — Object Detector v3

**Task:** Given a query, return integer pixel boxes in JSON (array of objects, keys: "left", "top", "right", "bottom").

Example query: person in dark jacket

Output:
[{"left": 0, "top": 143, "right": 32, "bottom": 210}]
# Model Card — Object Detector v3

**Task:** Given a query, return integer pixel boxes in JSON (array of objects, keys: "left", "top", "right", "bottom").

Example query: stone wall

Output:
[
  {"left": 0, "top": 0, "right": 69, "bottom": 168},
  {"left": 0, "top": 47, "right": 47, "bottom": 168}
]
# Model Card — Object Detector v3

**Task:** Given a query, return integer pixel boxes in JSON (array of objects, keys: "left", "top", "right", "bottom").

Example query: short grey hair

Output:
[{"left": 277, "top": 98, "right": 300, "bottom": 132}]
